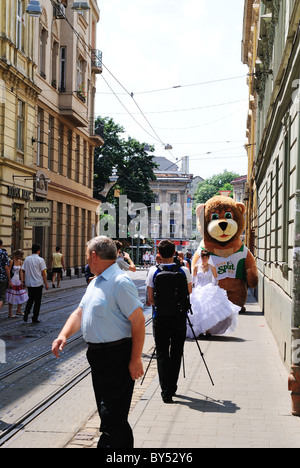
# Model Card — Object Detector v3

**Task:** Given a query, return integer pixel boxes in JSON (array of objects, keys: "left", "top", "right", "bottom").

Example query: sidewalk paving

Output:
[{"left": 66, "top": 292, "right": 300, "bottom": 448}]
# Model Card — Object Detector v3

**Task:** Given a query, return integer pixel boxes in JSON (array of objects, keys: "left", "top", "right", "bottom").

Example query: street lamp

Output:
[{"left": 26, "top": 0, "right": 90, "bottom": 17}]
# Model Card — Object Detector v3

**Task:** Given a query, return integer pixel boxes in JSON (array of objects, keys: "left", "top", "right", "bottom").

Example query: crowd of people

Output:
[
  {"left": 0, "top": 240, "right": 65, "bottom": 322},
  {"left": 0, "top": 235, "right": 240, "bottom": 448},
  {"left": 50, "top": 236, "right": 241, "bottom": 448}
]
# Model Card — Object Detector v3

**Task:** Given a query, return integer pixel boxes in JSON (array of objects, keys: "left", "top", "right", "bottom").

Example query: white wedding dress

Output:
[{"left": 186, "top": 266, "right": 240, "bottom": 337}]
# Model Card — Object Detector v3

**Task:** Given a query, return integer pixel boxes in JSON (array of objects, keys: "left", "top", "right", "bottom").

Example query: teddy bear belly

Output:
[{"left": 218, "top": 278, "right": 247, "bottom": 308}]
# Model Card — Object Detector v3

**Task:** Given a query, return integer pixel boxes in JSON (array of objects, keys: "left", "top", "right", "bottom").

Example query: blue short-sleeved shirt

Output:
[{"left": 80, "top": 262, "right": 143, "bottom": 343}]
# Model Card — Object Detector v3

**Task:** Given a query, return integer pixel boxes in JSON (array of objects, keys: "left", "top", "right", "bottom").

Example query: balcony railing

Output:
[
  {"left": 89, "top": 119, "right": 104, "bottom": 146},
  {"left": 91, "top": 49, "right": 103, "bottom": 73},
  {"left": 90, "top": 119, "right": 104, "bottom": 138}
]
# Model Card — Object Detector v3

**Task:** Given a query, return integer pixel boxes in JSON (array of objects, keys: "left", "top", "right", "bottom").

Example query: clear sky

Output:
[{"left": 95, "top": 0, "right": 249, "bottom": 180}]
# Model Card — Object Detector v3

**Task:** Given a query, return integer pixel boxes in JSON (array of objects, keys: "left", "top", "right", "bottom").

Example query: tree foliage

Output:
[
  {"left": 195, "top": 170, "right": 240, "bottom": 204},
  {"left": 93, "top": 117, "right": 157, "bottom": 206}
]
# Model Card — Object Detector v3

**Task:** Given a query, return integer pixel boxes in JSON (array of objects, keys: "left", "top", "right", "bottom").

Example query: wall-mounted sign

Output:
[
  {"left": 7, "top": 185, "right": 32, "bottom": 200},
  {"left": 28, "top": 201, "right": 52, "bottom": 219},
  {"left": 27, "top": 219, "right": 51, "bottom": 227}
]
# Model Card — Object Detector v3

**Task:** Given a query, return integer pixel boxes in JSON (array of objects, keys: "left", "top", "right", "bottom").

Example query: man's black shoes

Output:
[
  {"left": 23, "top": 316, "right": 40, "bottom": 324},
  {"left": 163, "top": 397, "right": 174, "bottom": 404}
]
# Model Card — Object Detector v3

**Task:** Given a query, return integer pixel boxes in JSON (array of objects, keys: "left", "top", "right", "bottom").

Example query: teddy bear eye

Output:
[
  {"left": 211, "top": 213, "right": 219, "bottom": 220},
  {"left": 225, "top": 212, "right": 233, "bottom": 219}
]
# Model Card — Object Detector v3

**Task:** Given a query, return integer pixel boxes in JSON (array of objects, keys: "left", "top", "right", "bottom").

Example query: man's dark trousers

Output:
[
  {"left": 24, "top": 286, "right": 43, "bottom": 322},
  {"left": 153, "top": 315, "right": 186, "bottom": 401},
  {"left": 87, "top": 339, "right": 134, "bottom": 448}
]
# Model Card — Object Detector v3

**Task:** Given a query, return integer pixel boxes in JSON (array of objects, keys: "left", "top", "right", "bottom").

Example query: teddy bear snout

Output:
[{"left": 219, "top": 222, "right": 228, "bottom": 232}]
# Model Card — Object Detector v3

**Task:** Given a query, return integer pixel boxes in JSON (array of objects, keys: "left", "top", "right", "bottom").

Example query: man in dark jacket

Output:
[{"left": 0, "top": 240, "right": 11, "bottom": 311}]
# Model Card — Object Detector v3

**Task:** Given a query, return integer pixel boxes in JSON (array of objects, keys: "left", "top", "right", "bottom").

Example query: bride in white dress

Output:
[{"left": 186, "top": 250, "right": 240, "bottom": 337}]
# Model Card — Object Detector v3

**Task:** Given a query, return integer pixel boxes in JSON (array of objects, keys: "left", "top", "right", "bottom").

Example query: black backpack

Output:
[{"left": 153, "top": 264, "right": 191, "bottom": 317}]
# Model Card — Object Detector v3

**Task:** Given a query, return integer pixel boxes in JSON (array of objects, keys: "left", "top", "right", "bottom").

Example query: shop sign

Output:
[
  {"left": 27, "top": 219, "right": 51, "bottom": 227},
  {"left": 28, "top": 201, "right": 52, "bottom": 219},
  {"left": 7, "top": 185, "right": 32, "bottom": 200}
]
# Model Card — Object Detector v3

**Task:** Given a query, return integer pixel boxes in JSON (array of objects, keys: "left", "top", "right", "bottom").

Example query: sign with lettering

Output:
[
  {"left": 27, "top": 219, "right": 51, "bottom": 227},
  {"left": 28, "top": 201, "right": 52, "bottom": 219},
  {"left": 7, "top": 185, "right": 32, "bottom": 200}
]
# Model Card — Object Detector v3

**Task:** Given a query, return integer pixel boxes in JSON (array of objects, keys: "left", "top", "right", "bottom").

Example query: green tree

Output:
[
  {"left": 195, "top": 170, "right": 240, "bottom": 204},
  {"left": 93, "top": 117, "right": 157, "bottom": 206}
]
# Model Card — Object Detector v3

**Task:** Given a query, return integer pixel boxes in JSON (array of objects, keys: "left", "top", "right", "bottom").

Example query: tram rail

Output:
[
  {"left": 0, "top": 309, "right": 154, "bottom": 447},
  {"left": 0, "top": 364, "right": 91, "bottom": 447},
  {"left": 0, "top": 331, "right": 82, "bottom": 381},
  {"left": 0, "top": 286, "right": 86, "bottom": 322}
]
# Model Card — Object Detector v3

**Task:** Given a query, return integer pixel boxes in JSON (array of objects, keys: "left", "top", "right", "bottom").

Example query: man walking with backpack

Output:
[{"left": 146, "top": 240, "right": 192, "bottom": 403}]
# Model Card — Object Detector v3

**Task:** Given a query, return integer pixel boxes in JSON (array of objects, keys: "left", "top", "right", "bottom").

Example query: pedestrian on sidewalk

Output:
[
  {"left": 52, "top": 236, "right": 145, "bottom": 448},
  {"left": 6, "top": 249, "right": 28, "bottom": 318},
  {"left": 50, "top": 246, "right": 65, "bottom": 288},
  {"left": 146, "top": 239, "right": 192, "bottom": 403},
  {"left": 84, "top": 263, "right": 95, "bottom": 284},
  {"left": 22, "top": 243, "right": 49, "bottom": 323},
  {"left": 0, "top": 240, "right": 11, "bottom": 311},
  {"left": 114, "top": 240, "right": 136, "bottom": 272}
]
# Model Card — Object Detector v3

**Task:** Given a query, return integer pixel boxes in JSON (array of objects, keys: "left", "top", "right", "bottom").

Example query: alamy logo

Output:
[
  {"left": 292, "top": 339, "right": 300, "bottom": 365},
  {"left": 96, "top": 195, "right": 193, "bottom": 239},
  {"left": 0, "top": 339, "right": 6, "bottom": 363}
]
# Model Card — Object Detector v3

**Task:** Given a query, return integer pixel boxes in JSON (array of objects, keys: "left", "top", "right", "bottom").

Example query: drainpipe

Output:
[{"left": 288, "top": 99, "right": 300, "bottom": 416}]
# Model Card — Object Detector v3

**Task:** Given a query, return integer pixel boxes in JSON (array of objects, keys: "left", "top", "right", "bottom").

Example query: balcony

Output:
[
  {"left": 91, "top": 49, "right": 103, "bottom": 74},
  {"left": 58, "top": 93, "right": 88, "bottom": 127}
]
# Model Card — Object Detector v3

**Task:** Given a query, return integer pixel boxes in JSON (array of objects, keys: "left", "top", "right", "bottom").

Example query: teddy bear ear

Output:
[
  {"left": 196, "top": 204, "right": 205, "bottom": 234},
  {"left": 195, "top": 204, "right": 205, "bottom": 218},
  {"left": 236, "top": 203, "right": 246, "bottom": 215}
]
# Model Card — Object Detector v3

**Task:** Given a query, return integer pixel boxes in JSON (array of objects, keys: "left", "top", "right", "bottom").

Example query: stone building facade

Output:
[
  {"left": 242, "top": 0, "right": 300, "bottom": 373},
  {"left": 0, "top": 0, "right": 104, "bottom": 276}
]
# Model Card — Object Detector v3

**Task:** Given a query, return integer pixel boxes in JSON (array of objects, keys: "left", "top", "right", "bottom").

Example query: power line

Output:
[
  {"left": 100, "top": 74, "right": 164, "bottom": 144},
  {"left": 101, "top": 64, "right": 178, "bottom": 161},
  {"left": 96, "top": 74, "right": 247, "bottom": 96},
  {"left": 99, "top": 99, "right": 247, "bottom": 116}
]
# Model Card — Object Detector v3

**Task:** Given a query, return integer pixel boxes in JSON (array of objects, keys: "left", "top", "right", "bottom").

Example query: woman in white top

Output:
[
  {"left": 6, "top": 249, "right": 28, "bottom": 318},
  {"left": 187, "top": 249, "right": 240, "bottom": 338}
]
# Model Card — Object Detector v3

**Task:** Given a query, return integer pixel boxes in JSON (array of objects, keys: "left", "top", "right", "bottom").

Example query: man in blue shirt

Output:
[{"left": 52, "top": 236, "right": 145, "bottom": 448}]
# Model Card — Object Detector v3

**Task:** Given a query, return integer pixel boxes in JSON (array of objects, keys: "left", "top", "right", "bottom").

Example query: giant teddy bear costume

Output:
[{"left": 193, "top": 195, "right": 258, "bottom": 311}]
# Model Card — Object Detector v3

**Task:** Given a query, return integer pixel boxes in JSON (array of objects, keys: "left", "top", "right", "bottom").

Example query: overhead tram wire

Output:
[
  {"left": 100, "top": 98, "right": 247, "bottom": 116},
  {"left": 96, "top": 74, "right": 248, "bottom": 96},
  {"left": 25, "top": 3, "right": 171, "bottom": 155},
  {"left": 102, "top": 64, "right": 165, "bottom": 145},
  {"left": 163, "top": 146, "right": 247, "bottom": 172},
  {"left": 101, "top": 74, "right": 163, "bottom": 145},
  {"left": 101, "top": 64, "right": 178, "bottom": 161}
]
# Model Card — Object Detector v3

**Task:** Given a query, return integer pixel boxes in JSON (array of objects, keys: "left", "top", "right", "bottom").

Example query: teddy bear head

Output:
[{"left": 196, "top": 196, "right": 245, "bottom": 250}]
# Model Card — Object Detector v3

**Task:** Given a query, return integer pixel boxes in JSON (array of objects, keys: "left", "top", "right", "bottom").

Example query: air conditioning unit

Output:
[{"left": 55, "top": 4, "right": 66, "bottom": 19}]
